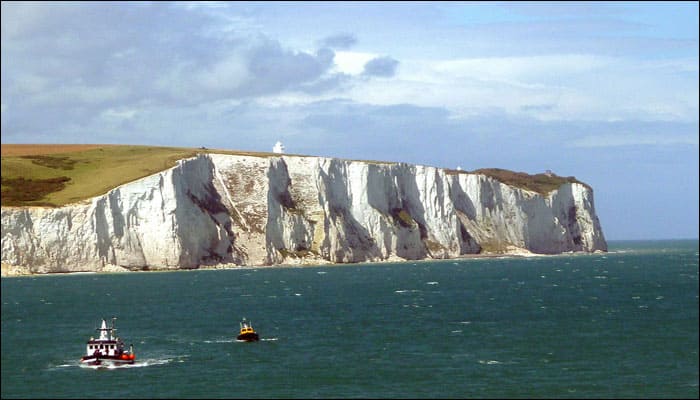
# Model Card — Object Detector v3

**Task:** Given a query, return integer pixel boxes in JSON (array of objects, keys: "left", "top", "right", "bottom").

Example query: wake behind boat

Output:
[
  {"left": 80, "top": 317, "right": 136, "bottom": 367},
  {"left": 236, "top": 318, "right": 259, "bottom": 342}
]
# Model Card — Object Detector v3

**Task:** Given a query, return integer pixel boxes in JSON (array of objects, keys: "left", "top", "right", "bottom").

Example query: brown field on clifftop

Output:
[{"left": 1, "top": 144, "right": 116, "bottom": 156}]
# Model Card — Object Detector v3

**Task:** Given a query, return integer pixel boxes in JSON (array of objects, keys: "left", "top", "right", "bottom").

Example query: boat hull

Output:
[
  {"left": 80, "top": 355, "right": 135, "bottom": 366},
  {"left": 236, "top": 332, "right": 259, "bottom": 342}
]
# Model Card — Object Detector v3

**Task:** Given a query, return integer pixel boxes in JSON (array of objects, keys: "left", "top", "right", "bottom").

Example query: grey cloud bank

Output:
[{"left": 363, "top": 56, "right": 399, "bottom": 77}]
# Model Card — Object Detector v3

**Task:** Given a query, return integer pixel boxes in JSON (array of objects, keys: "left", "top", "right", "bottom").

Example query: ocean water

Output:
[{"left": 1, "top": 240, "right": 698, "bottom": 399}]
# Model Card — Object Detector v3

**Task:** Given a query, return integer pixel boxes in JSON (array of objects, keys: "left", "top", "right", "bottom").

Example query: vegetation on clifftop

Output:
[
  {"left": 1, "top": 145, "right": 199, "bottom": 207},
  {"left": 0, "top": 144, "right": 290, "bottom": 207},
  {"left": 1, "top": 144, "right": 588, "bottom": 207},
  {"left": 475, "top": 168, "right": 588, "bottom": 194},
  {"left": 447, "top": 167, "right": 588, "bottom": 195}
]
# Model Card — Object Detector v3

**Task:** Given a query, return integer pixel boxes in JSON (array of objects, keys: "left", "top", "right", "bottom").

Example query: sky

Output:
[{"left": 1, "top": 1, "right": 698, "bottom": 241}]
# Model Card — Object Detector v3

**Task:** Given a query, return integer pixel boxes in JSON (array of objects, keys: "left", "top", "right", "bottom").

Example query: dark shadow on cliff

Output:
[
  {"left": 173, "top": 156, "right": 238, "bottom": 267},
  {"left": 447, "top": 175, "right": 482, "bottom": 254},
  {"left": 366, "top": 163, "right": 429, "bottom": 260},
  {"left": 317, "top": 159, "right": 382, "bottom": 262}
]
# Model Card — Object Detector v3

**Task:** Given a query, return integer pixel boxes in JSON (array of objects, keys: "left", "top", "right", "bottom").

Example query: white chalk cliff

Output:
[{"left": 1, "top": 154, "right": 607, "bottom": 274}]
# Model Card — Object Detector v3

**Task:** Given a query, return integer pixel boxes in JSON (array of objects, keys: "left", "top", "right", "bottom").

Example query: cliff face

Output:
[{"left": 1, "top": 154, "right": 607, "bottom": 274}]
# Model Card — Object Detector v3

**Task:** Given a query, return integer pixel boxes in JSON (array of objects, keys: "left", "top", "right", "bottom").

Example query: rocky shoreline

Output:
[{"left": 1, "top": 246, "right": 608, "bottom": 278}]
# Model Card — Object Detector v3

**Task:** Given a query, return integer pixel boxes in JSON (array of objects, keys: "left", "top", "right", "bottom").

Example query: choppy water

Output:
[{"left": 2, "top": 240, "right": 698, "bottom": 398}]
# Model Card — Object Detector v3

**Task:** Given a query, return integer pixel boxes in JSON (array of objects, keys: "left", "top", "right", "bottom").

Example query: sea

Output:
[{"left": 1, "top": 240, "right": 698, "bottom": 399}]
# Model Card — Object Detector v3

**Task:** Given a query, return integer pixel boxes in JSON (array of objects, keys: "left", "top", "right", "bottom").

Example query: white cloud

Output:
[
  {"left": 2, "top": 2, "right": 697, "bottom": 148},
  {"left": 432, "top": 54, "right": 611, "bottom": 83},
  {"left": 571, "top": 132, "right": 699, "bottom": 148},
  {"left": 25, "top": 83, "right": 126, "bottom": 107},
  {"left": 101, "top": 108, "right": 138, "bottom": 121},
  {"left": 327, "top": 53, "right": 698, "bottom": 123},
  {"left": 11, "top": 73, "right": 50, "bottom": 94},
  {"left": 333, "top": 51, "right": 378, "bottom": 75},
  {"left": 195, "top": 53, "right": 250, "bottom": 93}
]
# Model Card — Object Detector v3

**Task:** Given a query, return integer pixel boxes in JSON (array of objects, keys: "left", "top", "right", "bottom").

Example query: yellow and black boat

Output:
[{"left": 236, "top": 318, "right": 259, "bottom": 342}]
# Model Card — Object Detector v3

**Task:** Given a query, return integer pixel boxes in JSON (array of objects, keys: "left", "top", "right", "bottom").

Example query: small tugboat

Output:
[
  {"left": 80, "top": 317, "right": 136, "bottom": 367},
  {"left": 236, "top": 318, "right": 259, "bottom": 342}
]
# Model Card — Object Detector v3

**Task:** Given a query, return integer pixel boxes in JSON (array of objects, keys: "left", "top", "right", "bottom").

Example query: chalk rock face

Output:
[{"left": 1, "top": 154, "right": 607, "bottom": 274}]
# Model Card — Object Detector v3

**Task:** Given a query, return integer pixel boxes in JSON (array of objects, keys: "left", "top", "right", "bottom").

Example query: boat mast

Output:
[
  {"left": 97, "top": 319, "right": 109, "bottom": 340},
  {"left": 111, "top": 317, "right": 118, "bottom": 340}
]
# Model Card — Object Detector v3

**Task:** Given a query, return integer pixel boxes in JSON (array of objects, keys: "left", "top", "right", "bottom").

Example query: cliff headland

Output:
[{"left": 1, "top": 145, "right": 607, "bottom": 276}]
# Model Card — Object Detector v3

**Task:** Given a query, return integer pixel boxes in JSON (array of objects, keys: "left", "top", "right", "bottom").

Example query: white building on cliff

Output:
[{"left": 273, "top": 141, "right": 285, "bottom": 154}]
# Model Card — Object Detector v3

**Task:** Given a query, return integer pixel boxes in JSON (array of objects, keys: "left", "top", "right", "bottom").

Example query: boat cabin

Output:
[
  {"left": 239, "top": 319, "right": 255, "bottom": 335},
  {"left": 85, "top": 318, "right": 131, "bottom": 358}
]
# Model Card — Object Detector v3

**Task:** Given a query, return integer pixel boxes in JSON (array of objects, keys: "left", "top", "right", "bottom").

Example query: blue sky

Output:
[{"left": 1, "top": 1, "right": 698, "bottom": 240}]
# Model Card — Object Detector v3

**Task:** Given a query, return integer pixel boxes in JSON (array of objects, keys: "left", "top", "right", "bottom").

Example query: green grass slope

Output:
[
  {"left": 1, "top": 144, "right": 585, "bottom": 207},
  {"left": 0, "top": 145, "right": 280, "bottom": 207}
]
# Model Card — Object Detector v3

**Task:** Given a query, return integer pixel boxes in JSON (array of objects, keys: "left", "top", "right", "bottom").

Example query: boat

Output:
[
  {"left": 80, "top": 317, "right": 136, "bottom": 367},
  {"left": 236, "top": 318, "right": 259, "bottom": 342}
]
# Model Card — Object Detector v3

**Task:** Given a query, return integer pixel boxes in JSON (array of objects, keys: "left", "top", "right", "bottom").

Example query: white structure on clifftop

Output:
[{"left": 273, "top": 141, "right": 285, "bottom": 154}]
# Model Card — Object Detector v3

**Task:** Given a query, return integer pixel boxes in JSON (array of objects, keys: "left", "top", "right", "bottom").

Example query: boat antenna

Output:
[{"left": 111, "top": 317, "right": 118, "bottom": 339}]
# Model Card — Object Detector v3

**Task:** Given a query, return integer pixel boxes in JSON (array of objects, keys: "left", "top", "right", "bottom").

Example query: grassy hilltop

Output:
[
  {"left": 0, "top": 144, "right": 276, "bottom": 207},
  {"left": 1, "top": 144, "right": 585, "bottom": 207}
]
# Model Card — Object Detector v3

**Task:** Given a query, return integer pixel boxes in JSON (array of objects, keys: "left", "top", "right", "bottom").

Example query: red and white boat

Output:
[{"left": 80, "top": 317, "right": 136, "bottom": 367}]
